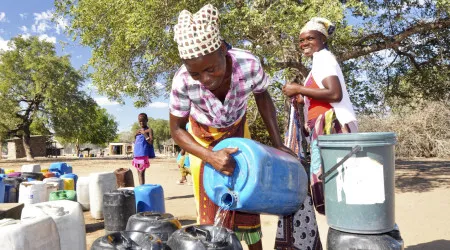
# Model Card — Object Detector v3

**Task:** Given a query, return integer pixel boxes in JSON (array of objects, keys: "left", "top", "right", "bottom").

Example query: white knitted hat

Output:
[
  {"left": 300, "top": 17, "right": 335, "bottom": 38},
  {"left": 174, "top": 4, "right": 222, "bottom": 59}
]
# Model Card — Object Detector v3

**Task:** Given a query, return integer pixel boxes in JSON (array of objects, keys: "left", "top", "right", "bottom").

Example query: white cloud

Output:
[
  {"left": 55, "top": 17, "right": 69, "bottom": 34},
  {"left": 32, "top": 21, "right": 51, "bottom": 33},
  {"left": 95, "top": 97, "right": 119, "bottom": 106},
  {"left": 0, "top": 37, "right": 12, "bottom": 51},
  {"left": 38, "top": 34, "right": 56, "bottom": 44},
  {"left": 19, "top": 13, "right": 28, "bottom": 20},
  {"left": 0, "top": 12, "right": 6, "bottom": 22},
  {"left": 32, "top": 10, "right": 53, "bottom": 34},
  {"left": 34, "top": 10, "right": 53, "bottom": 22},
  {"left": 19, "top": 26, "right": 28, "bottom": 33},
  {"left": 148, "top": 102, "right": 169, "bottom": 108}
]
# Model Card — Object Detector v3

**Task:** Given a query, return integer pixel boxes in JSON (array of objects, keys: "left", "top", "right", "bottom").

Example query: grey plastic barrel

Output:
[{"left": 318, "top": 132, "right": 396, "bottom": 234}]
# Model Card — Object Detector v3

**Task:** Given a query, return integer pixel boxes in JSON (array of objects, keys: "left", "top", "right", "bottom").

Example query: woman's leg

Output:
[{"left": 248, "top": 240, "right": 262, "bottom": 250}]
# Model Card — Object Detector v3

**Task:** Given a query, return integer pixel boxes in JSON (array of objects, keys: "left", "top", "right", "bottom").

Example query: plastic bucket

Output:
[{"left": 318, "top": 132, "right": 396, "bottom": 234}]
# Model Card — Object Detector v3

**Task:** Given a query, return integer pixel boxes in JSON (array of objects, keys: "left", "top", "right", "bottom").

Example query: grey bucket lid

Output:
[{"left": 318, "top": 132, "right": 397, "bottom": 147}]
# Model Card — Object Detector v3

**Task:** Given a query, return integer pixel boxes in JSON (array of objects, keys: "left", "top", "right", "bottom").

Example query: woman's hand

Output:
[
  {"left": 282, "top": 83, "right": 302, "bottom": 97},
  {"left": 207, "top": 147, "right": 239, "bottom": 176}
]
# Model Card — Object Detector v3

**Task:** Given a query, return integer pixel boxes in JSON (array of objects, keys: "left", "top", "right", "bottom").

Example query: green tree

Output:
[
  {"left": 55, "top": 0, "right": 449, "bottom": 108},
  {"left": 0, "top": 36, "right": 118, "bottom": 160},
  {"left": 55, "top": 0, "right": 449, "bottom": 141}
]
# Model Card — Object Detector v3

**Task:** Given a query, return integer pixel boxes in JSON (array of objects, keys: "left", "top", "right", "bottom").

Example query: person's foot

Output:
[{"left": 176, "top": 179, "right": 188, "bottom": 185}]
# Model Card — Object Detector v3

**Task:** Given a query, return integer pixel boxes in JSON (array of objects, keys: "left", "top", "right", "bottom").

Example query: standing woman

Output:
[
  {"left": 276, "top": 18, "right": 358, "bottom": 250},
  {"left": 169, "top": 4, "right": 293, "bottom": 250}
]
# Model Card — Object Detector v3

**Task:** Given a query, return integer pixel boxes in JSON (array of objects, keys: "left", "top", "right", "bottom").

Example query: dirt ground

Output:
[{"left": 1, "top": 155, "right": 449, "bottom": 250}]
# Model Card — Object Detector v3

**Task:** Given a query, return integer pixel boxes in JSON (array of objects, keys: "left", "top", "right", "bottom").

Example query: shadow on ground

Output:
[
  {"left": 395, "top": 159, "right": 450, "bottom": 193},
  {"left": 166, "top": 194, "right": 194, "bottom": 200},
  {"left": 405, "top": 240, "right": 450, "bottom": 250},
  {"left": 86, "top": 221, "right": 105, "bottom": 233}
]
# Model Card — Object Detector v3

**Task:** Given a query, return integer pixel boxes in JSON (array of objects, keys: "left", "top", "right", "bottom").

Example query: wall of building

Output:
[{"left": 7, "top": 136, "right": 48, "bottom": 159}]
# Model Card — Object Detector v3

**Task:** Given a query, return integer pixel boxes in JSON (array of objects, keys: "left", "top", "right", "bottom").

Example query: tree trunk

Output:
[
  {"left": 22, "top": 126, "right": 34, "bottom": 161},
  {"left": 76, "top": 138, "right": 80, "bottom": 156},
  {"left": 0, "top": 135, "right": 3, "bottom": 160}
]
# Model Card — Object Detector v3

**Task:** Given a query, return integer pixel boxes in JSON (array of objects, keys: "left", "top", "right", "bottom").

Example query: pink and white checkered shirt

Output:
[{"left": 169, "top": 48, "right": 269, "bottom": 128}]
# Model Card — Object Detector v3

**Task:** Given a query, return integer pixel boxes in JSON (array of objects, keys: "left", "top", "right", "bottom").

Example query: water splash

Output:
[{"left": 211, "top": 205, "right": 230, "bottom": 243}]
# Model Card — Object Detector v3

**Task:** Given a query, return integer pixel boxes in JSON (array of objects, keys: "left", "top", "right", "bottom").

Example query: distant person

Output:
[
  {"left": 277, "top": 17, "right": 358, "bottom": 250},
  {"left": 133, "top": 113, "right": 155, "bottom": 185},
  {"left": 176, "top": 149, "right": 191, "bottom": 185}
]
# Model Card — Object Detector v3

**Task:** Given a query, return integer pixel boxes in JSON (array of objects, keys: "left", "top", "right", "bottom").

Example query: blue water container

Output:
[
  {"left": 0, "top": 174, "right": 6, "bottom": 178},
  {"left": 49, "top": 162, "right": 70, "bottom": 174},
  {"left": 61, "top": 173, "right": 78, "bottom": 189},
  {"left": 65, "top": 166, "right": 73, "bottom": 174},
  {"left": 51, "top": 172, "right": 61, "bottom": 178},
  {"left": 4, "top": 184, "right": 11, "bottom": 203},
  {"left": 0, "top": 177, "right": 4, "bottom": 204},
  {"left": 203, "top": 138, "right": 308, "bottom": 215},
  {"left": 135, "top": 184, "right": 165, "bottom": 213}
]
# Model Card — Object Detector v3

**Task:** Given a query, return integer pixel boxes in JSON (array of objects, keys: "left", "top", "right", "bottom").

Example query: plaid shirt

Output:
[{"left": 169, "top": 48, "right": 269, "bottom": 128}]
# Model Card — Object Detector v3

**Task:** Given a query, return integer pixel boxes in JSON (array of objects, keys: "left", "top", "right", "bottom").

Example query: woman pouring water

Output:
[
  {"left": 276, "top": 17, "right": 358, "bottom": 250},
  {"left": 169, "top": 4, "right": 294, "bottom": 250}
]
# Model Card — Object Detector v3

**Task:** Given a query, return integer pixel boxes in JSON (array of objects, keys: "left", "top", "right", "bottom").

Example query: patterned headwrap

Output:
[
  {"left": 174, "top": 4, "right": 222, "bottom": 60},
  {"left": 300, "top": 17, "right": 335, "bottom": 38}
]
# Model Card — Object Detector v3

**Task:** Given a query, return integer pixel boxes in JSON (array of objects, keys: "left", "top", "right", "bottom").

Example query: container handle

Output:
[
  {"left": 120, "top": 234, "right": 133, "bottom": 248},
  {"left": 194, "top": 227, "right": 212, "bottom": 241},
  {"left": 319, "top": 145, "right": 361, "bottom": 181}
]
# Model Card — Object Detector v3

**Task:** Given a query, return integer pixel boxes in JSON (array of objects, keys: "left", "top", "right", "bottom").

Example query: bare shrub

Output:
[{"left": 358, "top": 101, "right": 450, "bottom": 158}]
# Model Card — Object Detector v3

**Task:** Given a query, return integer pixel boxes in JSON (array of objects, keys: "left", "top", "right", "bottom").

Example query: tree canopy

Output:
[
  {"left": 0, "top": 36, "right": 118, "bottom": 160},
  {"left": 55, "top": 0, "right": 449, "bottom": 112}
]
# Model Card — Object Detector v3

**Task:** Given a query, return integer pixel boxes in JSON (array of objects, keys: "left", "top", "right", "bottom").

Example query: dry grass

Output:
[{"left": 358, "top": 101, "right": 450, "bottom": 158}]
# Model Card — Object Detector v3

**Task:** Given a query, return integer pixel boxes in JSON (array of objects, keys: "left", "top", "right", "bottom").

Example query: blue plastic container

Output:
[
  {"left": 49, "top": 162, "right": 71, "bottom": 174},
  {"left": 60, "top": 173, "right": 78, "bottom": 189},
  {"left": 135, "top": 184, "right": 165, "bottom": 213},
  {"left": 203, "top": 138, "right": 308, "bottom": 215},
  {"left": 0, "top": 177, "right": 4, "bottom": 204},
  {"left": 51, "top": 172, "right": 61, "bottom": 178},
  {"left": 4, "top": 184, "right": 11, "bottom": 203},
  {"left": 0, "top": 174, "right": 6, "bottom": 178}
]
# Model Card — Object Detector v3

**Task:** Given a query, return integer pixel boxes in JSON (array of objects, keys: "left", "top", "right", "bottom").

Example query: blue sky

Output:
[{"left": 0, "top": 0, "right": 170, "bottom": 132}]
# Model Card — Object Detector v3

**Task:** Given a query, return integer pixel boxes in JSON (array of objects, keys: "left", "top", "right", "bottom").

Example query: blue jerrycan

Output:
[{"left": 203, "top": 138, "right": 308, "bottom": 215}]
